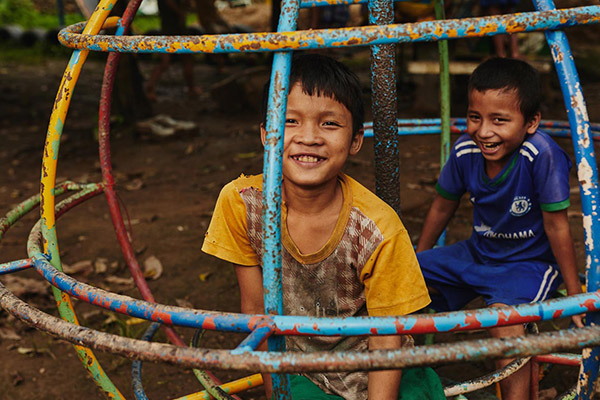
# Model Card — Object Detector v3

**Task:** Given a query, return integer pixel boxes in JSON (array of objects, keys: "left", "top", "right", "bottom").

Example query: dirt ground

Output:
[{"left": 1, "top": 4, "right": 600, "bottom": 399}]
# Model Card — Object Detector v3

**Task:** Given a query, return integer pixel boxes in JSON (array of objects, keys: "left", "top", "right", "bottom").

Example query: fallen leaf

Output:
[
  {"left": 10, "top": 371, "right": 23, "bottom": 386},
  {"left": 125, "top": 317, "right": 148, "bottom": 326},
  {"left": 198, "top": 272, "right": 212, "bottom": 282},
  {"left": 143, "top": 256, "right": 163, "bottom": 280},
  {"left": 185, "top": 144, "right": 195, "bottom": 155},
  {"left": 94, "top": 258, "right": 109, "bottom": 274},
  {"left": 0, "top": 327, "right": 22, "bottom": 340},
  {"left": 3, "top": 276, "right": 48, "bottom": 297},
  {"left": 124, "top": 178, "right": 144, "bottom": 191},
  {"left": 175, "top": 298, "right": 194, "bottom": 308},
  {"left": 406, "top": 183, "right": 424, "bottom": 191},
  {"left": 62, "top": 260, "right": 93, "bottom": 275},
  {"left": 17, "top": 347, "right": 35, "bottom": 355},
  {"left": 104, "top": 276, "right": 134, "bottom": 286}
]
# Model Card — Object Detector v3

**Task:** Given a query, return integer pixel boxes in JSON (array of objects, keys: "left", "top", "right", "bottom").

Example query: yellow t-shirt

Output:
[
  {"left": 202, "top": 173, "right": 430, "bottom": 399},
  {"left": 202, "top": 173, "right": 430, "bottom": 316}
]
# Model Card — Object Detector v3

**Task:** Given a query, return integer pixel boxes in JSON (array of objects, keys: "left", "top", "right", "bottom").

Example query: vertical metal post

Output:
[
  {"left": 56, "top": 0, "right": 65, "bottom": 26},
  {"left": 533, "top": 1, "right": 600, "bottom": 398},
  {"left": 434, "top": 0, "right": 449, "bottom": 248},
  {"left": 434, "top": 0, "right": 450, "bottom": 168},
  {"left": 369, "top": 0, "right": 400, "bottom": 214},
  {"left": 262, "top": 0, "right": 299, "bottom": 397}
]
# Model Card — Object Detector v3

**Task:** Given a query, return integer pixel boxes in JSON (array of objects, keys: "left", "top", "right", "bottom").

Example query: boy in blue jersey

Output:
[{"left": 416, "top": 57, "right": 584, "bottom": 399}]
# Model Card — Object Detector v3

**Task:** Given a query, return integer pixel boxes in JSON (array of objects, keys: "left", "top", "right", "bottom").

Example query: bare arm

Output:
[
  {"left": 416, "top": 194, "right": 460, "bottom": 252},
  {"left": 542, "top": 210, "right": 584, "bottom": 328},
  {"left": 234, "top": 265, "right": 273, "bottom": 397},
  {"left": 368, "top": 335, "right": 405, "bottom": 399}
]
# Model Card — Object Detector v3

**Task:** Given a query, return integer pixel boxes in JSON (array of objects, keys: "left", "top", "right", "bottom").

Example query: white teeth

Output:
[
  {"left": 482, "top": 143, "right": 499, "bottom": 149},
  {"left": 295, "top": 155, "right": 320, "bottom": 162}
]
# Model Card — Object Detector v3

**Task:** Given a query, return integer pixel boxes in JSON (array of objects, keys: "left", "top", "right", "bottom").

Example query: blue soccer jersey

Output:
[{"left": 436, "top": 130, "right": 572, "bottom": 264}]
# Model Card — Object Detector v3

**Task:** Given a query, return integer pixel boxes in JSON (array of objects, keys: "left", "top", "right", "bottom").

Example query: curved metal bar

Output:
[
  {"left": 173, "top": 374, "right": 263, "bottom": 400},
  {"left": 534, "top": 353, "right": 581, "bottom": 367},
  {"left": 534, "top": 1, "right": 600, "bottom": 397},
  {"left": 299, "top": 0, "right": 431, "bottom": 7},
  {"left": 57, "top": 7, "right": 600, "bottom": 54},
  {"left": 97, "top": 0, "right": 188, "bottom": 352},
  {"left": 443, "top": 356, "right": 530, "bottom": 397},
  {"left": 39, "top": 1, "right": 125, "bottom": 397},
  {"left": 0, "top": 259, "right": 33, "bottom": 275},
  {"left": 233, "top": 325, "right": 275, "bottom": 354},
  {"left": 2, "top": 284, "right": 600, "bottom": 372},
  {"left": 23, "top": 248, "right": 600, "bottom": 336},
  {"left": 1, "top": 181, "right": 82, "bottom": 238},
  {"left": 363, "top": 125, "right": 600, "bottom": 138},
  {"left": 131, "top": 322, "right": 161, "bottom": 400}
]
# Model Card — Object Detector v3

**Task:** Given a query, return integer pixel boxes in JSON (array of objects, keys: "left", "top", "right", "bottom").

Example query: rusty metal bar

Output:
[
  {"left": 443, "top": 356, "right": 530, "bottom": 397},
  {"left": 57, "top": 7, "right": 600, "bottom": 54},
  {"left": 23, "top": 248, "right": 600, "bottom": 336},
  {"left": 299, "top": 0, "right": 430, "bottom": 7},
  {"left": 233, "top": 325, "right": 275, "bottom": 353},
  {"left": 0, "top": 259, "right": 33, "bottom": 275},
  {"left": 534, "top": 1, "right": 600, "bottom": 398},
  {"left": 3, "top": 285, "right": 600, "bottom": 373},
  {"left": 534, "top": 353, "right": 581, "bottom": 367},
  {"left": 369, "top": 0, "right": 400, "bottom": 213}
]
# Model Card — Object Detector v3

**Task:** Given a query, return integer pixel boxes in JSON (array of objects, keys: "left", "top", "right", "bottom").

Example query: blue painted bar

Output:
[
  {"left": 300, "top": 0, "right": 430, "bottom": 8},
  {"left": 58, "top": 7, "right": 600, "bottom": 54},
  {"left": 535, "top": 1, "right": 600, "bottom": 398},
  {"left": 363, "top": 125, "right": 600, "bottom": 138},
  {"left": 0, "top": 259, "right": 33, "bottom": 275},
  {"left": 131, "top": 322, "right": 161, "bottom": 400},
  {"left": 3, "top": 280, "right": 600, "bottom": 373},
  {"left": 363, "top": 118, "right": 600, "bottom": 130},
  {"left": 233, "top": 325, "right": 274, "bottom": 354},
  {"left": 262, "top": 0, "right": 299, "bottom": 397},
  {"left": 29, "top": 255, "right": 600, "bottom": 336}
]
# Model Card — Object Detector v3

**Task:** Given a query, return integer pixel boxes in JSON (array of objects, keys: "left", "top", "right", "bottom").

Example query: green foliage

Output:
[
  {"left": 0, "top": 0, "right": 37, "bottom": 27},
  {"left": 0, "top": 0, "right": 83, "bottom": 29}
]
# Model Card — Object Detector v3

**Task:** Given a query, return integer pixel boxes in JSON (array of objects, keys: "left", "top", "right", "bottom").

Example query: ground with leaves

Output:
[{"left": 1, "top": 6, "right": 600, "bottom": 399}]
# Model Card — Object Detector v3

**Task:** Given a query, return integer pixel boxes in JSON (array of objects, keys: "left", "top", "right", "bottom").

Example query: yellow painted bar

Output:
[
  {"left": 173, "top": 373, "right": 264, "bottom": 400},
  {"left": 40, "top": 0, "right": 125, "bottom": 398}
]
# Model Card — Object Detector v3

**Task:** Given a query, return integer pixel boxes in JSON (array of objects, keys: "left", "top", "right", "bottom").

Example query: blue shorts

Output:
[{"left": 417, "top": 241, "right": 562, "bottom": 312}]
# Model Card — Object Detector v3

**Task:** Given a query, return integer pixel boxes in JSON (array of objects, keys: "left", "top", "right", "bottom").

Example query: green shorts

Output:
[{"left": 284, "top": 367, "right": 445, "bottom": 399}]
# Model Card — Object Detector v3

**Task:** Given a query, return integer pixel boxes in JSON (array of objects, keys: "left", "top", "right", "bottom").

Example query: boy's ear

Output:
[
  {"left": 349, "top": 129, "right": 364, "bottom": 156},
  {"left": 526, "top": 112, "right": 541, "bottom": 135},
  {"left": 260, "top": 123, "right": 266, "bottom": 146}
]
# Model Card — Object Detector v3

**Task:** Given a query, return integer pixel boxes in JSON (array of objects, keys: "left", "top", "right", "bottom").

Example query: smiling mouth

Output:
[
  {"left": 291, "top": 154, "right": 325, "bottom": 163},
  {"left": 481, "top": 142, "right": 500, "bottom": 150}
]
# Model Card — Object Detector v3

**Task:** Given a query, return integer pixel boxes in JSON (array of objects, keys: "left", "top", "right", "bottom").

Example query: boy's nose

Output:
[
  {"left": 477, "top": 120, "right": 495, "bottom": 138},
  {"left": 295, "top": 124, "right": 322, "bottom": 144}
]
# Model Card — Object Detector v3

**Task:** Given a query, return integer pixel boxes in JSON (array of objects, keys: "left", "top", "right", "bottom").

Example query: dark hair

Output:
[
  {"left": 468, "top": 57, "right": 542, "bottom": 123},
  {"left": 261, "top": 53, "right": 364, "bottom": 136}
]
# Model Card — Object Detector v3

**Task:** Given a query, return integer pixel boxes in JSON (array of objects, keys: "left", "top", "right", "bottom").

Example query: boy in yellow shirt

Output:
[{"left": 203, "top": 54, "right": 441, "bottom": 399}]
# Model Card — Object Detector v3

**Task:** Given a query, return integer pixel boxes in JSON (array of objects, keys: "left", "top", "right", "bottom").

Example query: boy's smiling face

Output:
[
  {"left": 467, "top": 88, "right": 540, "bottom": 176},
  {"left": 262, "top": 83, "right": 363, "bottom": 190}
]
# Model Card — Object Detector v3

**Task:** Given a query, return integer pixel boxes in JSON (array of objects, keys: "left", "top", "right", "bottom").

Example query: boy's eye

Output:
[
  {"left": 285, "top": 118, "right": 298, "bottom": 124},
  {"left": 494, "top": 117, "right": 508, "bottom": 123},
  {"left": 467, "top": 114, "right": 480, "bottom": 121},
  {"left": 323, "top": 121, "right": 342, "bottom": 127}
]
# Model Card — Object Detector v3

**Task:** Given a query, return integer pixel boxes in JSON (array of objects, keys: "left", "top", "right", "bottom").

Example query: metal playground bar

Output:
[{"left": 0, "top": 0, "right": 599, "bottom": 398}]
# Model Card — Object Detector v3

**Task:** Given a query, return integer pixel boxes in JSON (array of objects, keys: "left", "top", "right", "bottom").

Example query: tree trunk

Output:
[{"left": 109, "top": 0, "right": 153, "bottom": 124}]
